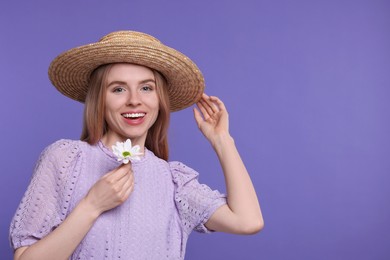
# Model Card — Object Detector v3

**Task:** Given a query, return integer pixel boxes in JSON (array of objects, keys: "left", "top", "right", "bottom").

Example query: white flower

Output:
[{"left": 112, "top": 139, "right": 143, "bottom": 164}]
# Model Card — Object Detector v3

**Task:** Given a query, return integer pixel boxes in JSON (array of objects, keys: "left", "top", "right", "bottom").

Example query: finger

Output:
[
  {"left": 196, "top": 100, "right": 211, "bottom": 120},
  {"left": 122, "top": 181, "right": 134, "bottom": 200},
  {"left": 201, "top": 93, "right": 219, "bottom": 114},
  {"left": 108, "top": 163, "right": 132, "bottom": 182},
  {"left": 117, "top": 175, "right": 134, "bottom": 191},
  {"left": 209, "top": 96, "right": 227, "bottom": 112},
  {"left": 119, "top": 174, "right": 135, "bottom": 198},
  {"left": 193, "top": 107, "right": 203, "bottom": 128},
  {"left": 103, "top": 162, "right": 130, "bottom": 177},
  {"left": 199, "top": 95, "right": 213, "bottom": 116},
  {"left": 199, "top": 95, "right": 217, "bottom": 116},
  {"left": 116, "top": 167, "right": 133, "bottom": 185},
  {"left": 116, "top": 167, "right": 134, "bottom": 186}
]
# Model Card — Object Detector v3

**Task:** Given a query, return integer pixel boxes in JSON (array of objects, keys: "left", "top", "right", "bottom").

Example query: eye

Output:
[
  {"left": 112, "top": 86, "right": 126, "bottom": 93},
  {"left": 141, "top": 85, "right": 154, "bottom": 92}
]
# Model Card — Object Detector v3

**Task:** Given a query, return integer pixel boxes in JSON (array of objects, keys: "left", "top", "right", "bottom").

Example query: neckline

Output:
[{"left": 97, "top": 140, "right": 149, "bottom": 164}]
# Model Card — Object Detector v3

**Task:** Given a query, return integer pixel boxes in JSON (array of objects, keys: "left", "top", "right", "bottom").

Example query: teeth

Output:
[{"left": 122, "top": 113, "right": 145, "bottom": 118}]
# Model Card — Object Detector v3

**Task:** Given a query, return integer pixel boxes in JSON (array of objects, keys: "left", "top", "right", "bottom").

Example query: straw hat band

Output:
[{"left": 49, "top": 31, "right": 205, "bottom": 111}]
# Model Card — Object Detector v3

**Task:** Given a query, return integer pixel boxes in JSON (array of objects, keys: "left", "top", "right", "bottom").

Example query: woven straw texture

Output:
[{"left": 48, "top": 31, "right": 205, "bottom": 112}]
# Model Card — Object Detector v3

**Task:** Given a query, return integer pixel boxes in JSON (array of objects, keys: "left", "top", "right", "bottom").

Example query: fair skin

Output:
[
  {"left": 100, "top": 63, "right": 160, "bottom": 149},
  {"left": 14, "top": 63, "right": 263, "bottom": 260},
  {"left": 195, "top": 94, "right": 263, "bottom": 234}
]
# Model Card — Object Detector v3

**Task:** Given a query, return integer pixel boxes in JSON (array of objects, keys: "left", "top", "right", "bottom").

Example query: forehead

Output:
[{"left": 107, "top": 63, "right": 155, "bottom": 82}]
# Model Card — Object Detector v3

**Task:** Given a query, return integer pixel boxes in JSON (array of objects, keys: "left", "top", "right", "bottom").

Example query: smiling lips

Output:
[{"left": 122, "top": 112, "right": 146, "bottom": 125}]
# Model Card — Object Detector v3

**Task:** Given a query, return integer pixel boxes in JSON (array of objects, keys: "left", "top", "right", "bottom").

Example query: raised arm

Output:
[
  {"left": 193, "top": 93, "right": 264, "bottom": 235},
  {"left": 14, "top": 163, "right": 134, "bottom": 260}
]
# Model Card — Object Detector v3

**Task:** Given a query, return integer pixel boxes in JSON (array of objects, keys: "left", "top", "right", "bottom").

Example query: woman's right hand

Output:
[
  {"left": 84, "top": 163, "right": 134, "bottom": 216},
  {"left": 14, "top": 163, "right": 135, "bottom": 260}
]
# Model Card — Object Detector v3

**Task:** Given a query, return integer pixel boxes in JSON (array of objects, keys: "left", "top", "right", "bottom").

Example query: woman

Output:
[{"left": 10, "top": 31, "right": 263, "bottom": 259}]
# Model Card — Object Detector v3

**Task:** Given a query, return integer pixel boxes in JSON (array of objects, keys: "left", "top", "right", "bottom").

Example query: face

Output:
[{"left": 102, "top": 63, "right": 159, "bottom": 149}]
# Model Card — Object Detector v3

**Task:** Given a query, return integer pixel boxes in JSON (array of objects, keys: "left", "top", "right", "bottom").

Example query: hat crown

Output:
[{"left": 99, "top": 31, "right": 161, "bottom": 44}]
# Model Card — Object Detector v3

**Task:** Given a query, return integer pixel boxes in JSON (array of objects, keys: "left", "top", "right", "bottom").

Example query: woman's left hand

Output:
[
  {"left": 193, "top": 93, "right": 230, "bottom": 146},
  {"left": 194, "top": 93, "right": 264, "bottom": 234}
]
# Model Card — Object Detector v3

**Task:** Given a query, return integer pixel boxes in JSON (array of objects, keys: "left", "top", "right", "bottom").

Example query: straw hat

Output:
[{"left": 48, "top": 31, "right": 205, "bottom": 111}]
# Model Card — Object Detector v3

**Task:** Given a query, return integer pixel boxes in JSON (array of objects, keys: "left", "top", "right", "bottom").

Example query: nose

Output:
[{"left": 126, "top": 90, "right": 142, "bottom": 106}]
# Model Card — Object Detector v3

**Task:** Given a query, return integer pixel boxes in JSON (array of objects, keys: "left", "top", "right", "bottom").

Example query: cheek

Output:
[
  {"left": 104, "top": 98, "right": 120, "bottom": 125},
  {"left": 104, "top": 110, "right": 115, "bottom": 128},
  {"left": 105, "top": 94, "right": 125, "bottom": 112},
  {"left": 148, "top": 94, "right": 160, "bottom": 112},
  {"left": 149, "top": 97, "right": 160, "bottom": 123},
  {"left": 104, "top": 104, "right": 114, "bottom": 122}
]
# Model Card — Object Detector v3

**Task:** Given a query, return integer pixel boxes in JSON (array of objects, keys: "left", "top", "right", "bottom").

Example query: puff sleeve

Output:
[
  {"left": 9, "top": 139, "right": 82, "bottom": 249},
  {"left": 170, "top": 161, "right": 227, "bottom": 235}
]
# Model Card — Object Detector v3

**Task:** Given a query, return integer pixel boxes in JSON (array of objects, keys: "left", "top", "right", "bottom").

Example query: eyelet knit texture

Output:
[{"left": 9, "top": 139, "right": 226, "bottom": 259}]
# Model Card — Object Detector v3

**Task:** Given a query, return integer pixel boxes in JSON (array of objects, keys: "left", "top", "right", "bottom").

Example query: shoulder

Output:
[
  {"left": 28, "top": 139, "right": 87, "bottom": 198},
  {"left": 40, "top": 139, "right": 88, "bottom": 158},
  {"left": 168, "top": 161, "right": 199, "bottom": 186},
  {"left": 36, "top": 139, "right": 86, "bottom": 172},
  {"left": 43, "top": 139, "right": 84, "bottom": 154}
]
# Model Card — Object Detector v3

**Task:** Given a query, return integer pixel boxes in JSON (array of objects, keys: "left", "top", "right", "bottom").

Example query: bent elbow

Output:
[{"left": 240, "top": 218, "right": 264, "bottom": 235}]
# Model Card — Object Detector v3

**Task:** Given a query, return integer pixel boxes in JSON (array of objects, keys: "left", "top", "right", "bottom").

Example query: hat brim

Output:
[{"left": 48, "top": 38, "right": 205, "bottom": 112}]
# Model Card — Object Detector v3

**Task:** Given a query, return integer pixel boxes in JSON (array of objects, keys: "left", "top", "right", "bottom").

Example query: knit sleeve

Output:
[
  {"left": 169, "top": 161, "right": 226, "bottom": 234},
  {"left": 9, "top": 139, "right": 82, "bottom": 249}
]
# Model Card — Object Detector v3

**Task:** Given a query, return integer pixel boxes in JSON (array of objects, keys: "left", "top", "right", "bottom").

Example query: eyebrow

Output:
[{"left": 107, "top": 79, "right": 156, "bottom": 87}]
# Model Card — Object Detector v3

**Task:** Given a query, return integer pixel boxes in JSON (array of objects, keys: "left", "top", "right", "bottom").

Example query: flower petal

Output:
[
  {"left": 123, "top": 158, "right": 130, "bottom": 164},
  {"left": 124, "top": 139, "right": 132, "bottom": 151}
]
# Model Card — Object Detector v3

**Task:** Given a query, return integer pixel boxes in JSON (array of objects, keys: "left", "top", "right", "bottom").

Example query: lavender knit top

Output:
[{"left": 9, "top": 139, "right": 227, "bottom": 259}]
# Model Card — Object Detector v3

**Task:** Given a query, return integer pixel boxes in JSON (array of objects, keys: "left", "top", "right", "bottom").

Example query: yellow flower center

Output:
[{"left": 122, "top": 151, "right": 131, "bottom": 157}]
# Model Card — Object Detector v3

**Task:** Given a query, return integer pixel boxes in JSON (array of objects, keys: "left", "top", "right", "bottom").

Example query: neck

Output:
[{"left": 101, "top": 132, "right": 146, "bottom": 153}]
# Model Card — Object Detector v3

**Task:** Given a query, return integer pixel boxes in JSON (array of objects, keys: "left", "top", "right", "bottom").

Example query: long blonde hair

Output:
[{"left": 80, "top": 63, "right": 170, "bottom": 160}]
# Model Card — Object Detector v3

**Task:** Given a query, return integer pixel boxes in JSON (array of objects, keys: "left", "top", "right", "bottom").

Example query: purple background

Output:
[{"left": 1, "top": 0, "right": 389, "bottom": 259}]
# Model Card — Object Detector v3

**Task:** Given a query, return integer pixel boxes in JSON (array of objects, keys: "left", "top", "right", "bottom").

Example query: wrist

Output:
[
  {"left": 211, "top": 132, "right": 235, "bottom": 154},
  {"left": 78, "top": 198, "right": 102, "bottom": 220}
]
